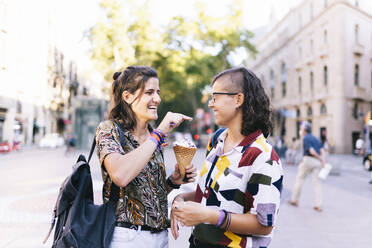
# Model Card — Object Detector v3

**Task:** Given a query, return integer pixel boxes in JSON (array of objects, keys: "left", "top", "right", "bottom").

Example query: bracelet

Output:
[
  {"left": 150, "top": 130, "right": 168, "bottom": 148},
  {"left": 166, "top": 176, "right": 181, "bottom": 189},
  {"left": 154, "top": 128, "right": 166, "bottom": 137},
  {"left": 224, "top": 212, "right": 231, "bottom": 231},
  {"left": 216, "top": 210, "right": 226, "bottom": 227}
]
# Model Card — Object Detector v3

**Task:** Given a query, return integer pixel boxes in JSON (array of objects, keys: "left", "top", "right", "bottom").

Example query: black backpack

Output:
[{"left": 43, "top": 127, "right": 122, "bottom": 248}]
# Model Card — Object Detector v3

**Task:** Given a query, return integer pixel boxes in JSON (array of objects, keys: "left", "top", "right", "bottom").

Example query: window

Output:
[
  {"left": 296, "top": 109, "right": 301, "bottom": 139},
  {"left": 324, "top": 30, "right": 328, "bottom": 44},
  {"left": 298, "top": 46, "right": 302, "bottom": 58},
  {"left": 355, "top": 0, "right": 359, "bottom": 7},
  {"left": 323, "top": 66, "right": 328, "bottom": 86},
  {"left": 354, "top": 64, "right": 359, "bottom": 86},
  {"left": 281, "top": 63, "right": 287, "bottom": 97},
  {"left": 299, "top": 76, "right": 302, "bottom": 94},
  {"left": 307, "top": 106, "right": 313, "bottom": 117},
  {"left": 310, "top": 71, "right": 314, "bottom": 92},
  {"left": 355, "top": 24, "right": 359, "bottom": 43},
  {"left": 320, "top": 103, "right": 327, "bottom": 115},
  {"left": 270, "top": 69, "right": 275, "bottom": 98},
  {"left": 324, "top": 0, "right": 328, "bottom": 8},
  {"left": 310, "top": 39, "right": 314, "bottom": 51},
  {"left": 353, "top": 102, "right": 358, "bottom": 119},
  {"left": 310, "top": 3, "right": 314, "bottom": 19}
]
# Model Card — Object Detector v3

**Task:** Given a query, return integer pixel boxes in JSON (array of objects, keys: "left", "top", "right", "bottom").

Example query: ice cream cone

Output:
[{"left": 173, "top": 145, "right": 197, "bottom": 181}]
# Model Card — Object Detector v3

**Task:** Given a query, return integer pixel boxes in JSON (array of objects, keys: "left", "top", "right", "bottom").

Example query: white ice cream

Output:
[{"left": 173, "top": 138, "right": 196, "bottom": 148}]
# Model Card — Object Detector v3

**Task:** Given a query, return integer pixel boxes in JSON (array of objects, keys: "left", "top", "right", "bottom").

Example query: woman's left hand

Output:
[
  {"left": 172, "top": 201, "right": 210, "bottom": 226},
  {"left": 170, "top": 163, "right": 197, "bottom": 185}
]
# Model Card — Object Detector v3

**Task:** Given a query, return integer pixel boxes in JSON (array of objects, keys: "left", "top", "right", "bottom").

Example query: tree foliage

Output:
[{"left": 89, "top": 0, "right": 257, "bottom": 125}]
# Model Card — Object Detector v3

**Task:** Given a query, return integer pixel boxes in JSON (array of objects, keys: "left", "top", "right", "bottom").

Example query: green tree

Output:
[{"left": 89, "top": 0, "right": 257, "bottom": 126}]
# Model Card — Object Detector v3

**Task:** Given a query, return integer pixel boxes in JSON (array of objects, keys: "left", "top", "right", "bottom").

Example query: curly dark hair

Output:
[
  {"left": 108, "top": 66, "right": 158, "bottom": 131},
  {"left": 212, "top": 67, "right": 273, "bottom": 138}
]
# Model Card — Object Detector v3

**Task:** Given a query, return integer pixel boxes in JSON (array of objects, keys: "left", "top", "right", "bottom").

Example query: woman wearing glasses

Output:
[
  {"left": 95, "top": 66, "right": 197, "bottom": 248},
  {"left": 171, "top": 67, "right": 283, "bottom": 248}
]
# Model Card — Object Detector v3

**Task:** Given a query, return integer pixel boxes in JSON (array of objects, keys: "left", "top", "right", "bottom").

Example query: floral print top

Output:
[{"left": 95, "top": 120, "right": 168, "bottom": 229}]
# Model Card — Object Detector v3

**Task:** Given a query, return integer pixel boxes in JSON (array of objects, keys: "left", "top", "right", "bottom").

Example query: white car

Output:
[{"left": 39, "top": 133, "right": 65, "bottom": 148}]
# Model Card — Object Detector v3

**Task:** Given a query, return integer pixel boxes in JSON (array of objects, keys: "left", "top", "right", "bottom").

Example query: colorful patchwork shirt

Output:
[
  {"left": 193, "top": 129, "right": 283, "bottom": 248},
  {"left": 95, "top": 120, "right": 169, "bottom": 230}
]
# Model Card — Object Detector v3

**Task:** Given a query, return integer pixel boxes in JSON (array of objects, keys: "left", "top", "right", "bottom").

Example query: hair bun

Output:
[{"left": 113, "top": 71, "right": 122, "bottom": 80}]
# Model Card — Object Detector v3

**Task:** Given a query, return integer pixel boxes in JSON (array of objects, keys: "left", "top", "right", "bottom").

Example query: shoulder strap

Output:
[
  {"left": 211, "top": 128, "right": 226, "bottom": 147},
  {"left": 87, "top": 137, "right": 96, "bottom": 163}
]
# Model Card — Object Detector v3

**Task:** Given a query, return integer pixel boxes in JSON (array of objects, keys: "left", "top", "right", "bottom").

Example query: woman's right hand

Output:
[{"left": 157, "top": 112, "right": 192, "bottom": 135}]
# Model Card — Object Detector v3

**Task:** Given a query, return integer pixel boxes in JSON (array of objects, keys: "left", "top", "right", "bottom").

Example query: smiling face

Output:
[
  {"left": 208, "top": 78, "right": 243, "bottom": 127},
  {"left": 125, "top": 77, "right": 161, "bottom": 124}
]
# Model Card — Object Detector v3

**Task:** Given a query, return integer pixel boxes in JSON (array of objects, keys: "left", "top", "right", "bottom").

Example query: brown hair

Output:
[
  {"left": 108, "top": 66, "right": 158, "bottom": 131},
  {"left": 212, "top": 67, "right": 273, "bottom": 138}
]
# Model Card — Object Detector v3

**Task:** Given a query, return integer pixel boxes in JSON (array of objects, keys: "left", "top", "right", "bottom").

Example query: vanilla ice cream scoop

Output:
[
  {"left": 173, "top": 138, "right": 197, "bottom": 148},
  {"left": 173, "top": 138, "right": 197, "bottom": 181}
]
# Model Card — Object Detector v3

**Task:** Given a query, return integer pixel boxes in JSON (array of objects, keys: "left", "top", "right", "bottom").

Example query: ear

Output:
[
  {"left": 122, "top": 90, "right": 135, "bottom": 105},
  {"left": 235, "top": 93, "right": 244, "bottom": 109}
]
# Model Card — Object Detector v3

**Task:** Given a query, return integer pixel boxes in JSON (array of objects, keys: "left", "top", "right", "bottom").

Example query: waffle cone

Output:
[{"left": 173, "top": 146, "right": 197, "bottom": 179}]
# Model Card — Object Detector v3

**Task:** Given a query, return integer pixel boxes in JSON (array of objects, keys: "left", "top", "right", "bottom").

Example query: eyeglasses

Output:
[{"left": 209, "top": 92, "right": 239, "bottom": 103}]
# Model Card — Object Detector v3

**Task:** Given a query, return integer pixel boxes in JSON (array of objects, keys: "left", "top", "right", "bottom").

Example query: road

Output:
[{"left": 0, "top": 147, "right": 371, "bottom": 247}]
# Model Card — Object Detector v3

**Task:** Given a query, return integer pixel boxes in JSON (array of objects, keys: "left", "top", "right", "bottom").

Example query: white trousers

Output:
[
  {"left": 109, "top": 227, "right": 168, "bottom": 248},
  {"left": 291, "top": 156, "right": 323, "bottom": 207}
]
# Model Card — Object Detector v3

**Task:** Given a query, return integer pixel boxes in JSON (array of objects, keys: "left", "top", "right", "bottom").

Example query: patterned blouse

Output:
[
  {"left": 193, "top": 129, "right": 283, "bottom": 248},
  {"left": 95, "top": 120, "right": 169, "bottom": 230}
]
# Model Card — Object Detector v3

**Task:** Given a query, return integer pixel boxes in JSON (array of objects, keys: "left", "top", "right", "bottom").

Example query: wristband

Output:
[
  {"left": 166, "top": 176, "right": 181, "bottom": 189},
  {"left": 154, "top": 128, "right": 166, "bottom": 137},
  {"left": 150, "top": 130, "right": 167, "bottom": 148},
  {"left": 216, "top": 210, "right": 226, "bottom": 227},
  {"left": 224, "top": 212, "right": 231, "bottom": 231}
]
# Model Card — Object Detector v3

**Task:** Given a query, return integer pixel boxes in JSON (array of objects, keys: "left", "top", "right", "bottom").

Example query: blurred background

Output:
[{"left": 1, "top": 0, "right": 372, "bottom": 247}]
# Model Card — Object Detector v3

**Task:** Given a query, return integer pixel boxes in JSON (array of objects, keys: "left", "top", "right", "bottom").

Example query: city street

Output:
[{"left": 0, "top": 147, "right": 371, "bottom": 248}]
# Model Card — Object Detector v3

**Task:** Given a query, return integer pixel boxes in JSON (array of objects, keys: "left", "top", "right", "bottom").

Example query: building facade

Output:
[
  {"left": 0, "top": 0, "right": 83, "bottom": 146},
  {"left": 246, "top": 0, "right": 372, "bottom": 153}
]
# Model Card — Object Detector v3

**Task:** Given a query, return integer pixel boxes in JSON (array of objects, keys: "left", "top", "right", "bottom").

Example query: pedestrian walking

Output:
[
  {"left": 170, "top": 67, "right": 283, "bottom": 248},
  {"left": 289, "top": 121, "right": 326, "bottom": 212},
  {"left": 95, "top": 66, "right": 197, "bottom": 248},
  {"left": 64, "top": 133, "right": 76, "bottom": 155}
]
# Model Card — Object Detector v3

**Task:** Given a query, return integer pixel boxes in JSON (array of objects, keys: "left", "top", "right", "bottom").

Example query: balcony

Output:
[
  {"left": 305, "top": 54, "right": 315, "bottom": 66},
  {"left": 294, "top": 59, "right": 303, "bottom": 71},
  {"left": 351, "top": 86, "right": 366, "bottom": 100},
  {"left": 318, "top": 44, "right": 328, "bottom": 58},
  {"left": 353, "top": 43, "right": 364, "bottom": 56}
]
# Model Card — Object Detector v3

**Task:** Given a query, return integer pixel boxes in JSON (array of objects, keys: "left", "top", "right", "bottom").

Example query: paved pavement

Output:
[{"left": 0, "top": 147, "right": 371, "bottom": 247}]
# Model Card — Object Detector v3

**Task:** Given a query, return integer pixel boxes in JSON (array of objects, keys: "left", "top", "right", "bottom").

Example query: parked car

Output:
[
  {"left": 0, "top": 141, "right": 12, "bottom": 153},
  {"left": 363, "top": 153, "right": 372, "bottom": 171},
  {"left": 39, "top": 133, "right": 65, "bottom": 148}
]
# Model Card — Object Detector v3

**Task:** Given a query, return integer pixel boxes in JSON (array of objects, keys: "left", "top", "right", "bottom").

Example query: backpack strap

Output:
[
  {"left": 211, "top": 128, "right": 226, "bottom": 147},
  {"left": 87, "top": 137, "right": 96, "bottom": 163}
]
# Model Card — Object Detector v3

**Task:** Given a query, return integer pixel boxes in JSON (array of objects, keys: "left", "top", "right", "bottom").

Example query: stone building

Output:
[
  {"left": 246, "top": 0, "right": 372, "bottom": 153},
  {"left": 0, "top": 0, "right": 82, "bottom": 146}
]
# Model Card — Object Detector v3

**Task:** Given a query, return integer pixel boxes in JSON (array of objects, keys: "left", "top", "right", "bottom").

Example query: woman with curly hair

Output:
[
  {"left": 171, "top": 67, "right": 284, "bottom": 248},
  {"left": 95, "top": 66, "right": 197, "bottom": 248}
]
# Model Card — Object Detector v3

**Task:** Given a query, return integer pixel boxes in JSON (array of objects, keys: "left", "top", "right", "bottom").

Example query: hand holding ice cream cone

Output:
[
  {"left": 173, "top": 138, "right": 197, "bottom": 181},
  {"left": 169, "top": 138, "right": 198, "bottom": 185}
]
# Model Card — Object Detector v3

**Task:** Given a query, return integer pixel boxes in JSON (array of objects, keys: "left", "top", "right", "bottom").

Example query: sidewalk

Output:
[{"left": 327, "top": 153, "right": 366, "bottom": 176}]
